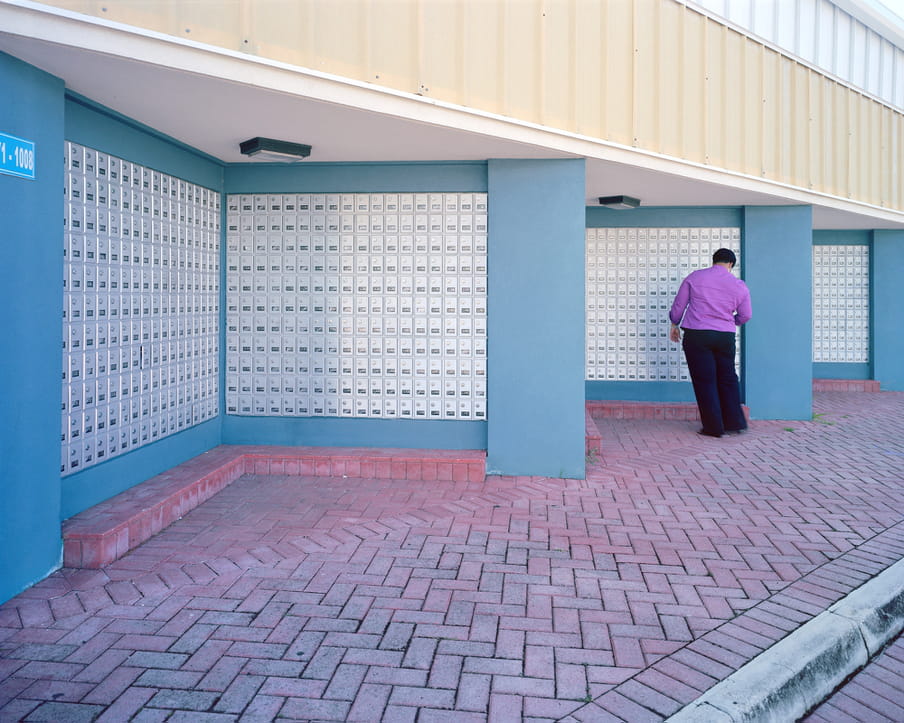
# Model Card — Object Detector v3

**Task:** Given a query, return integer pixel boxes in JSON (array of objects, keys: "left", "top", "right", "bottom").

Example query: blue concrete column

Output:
[
  {"left": 0, "top": 53, "right": 65, "bottom": 602},
  {"left": 742, "top": 206, "right": 813, "bottom": 420},
  {"left": 873, "top": 230, "right": 904, "bottom": 390},
  {"left": 486, "top": 159, "right": 586, "bottom": 478}
]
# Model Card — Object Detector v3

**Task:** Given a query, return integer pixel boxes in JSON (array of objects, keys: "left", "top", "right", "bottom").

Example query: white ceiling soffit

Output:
[{"left": 1, "top": 0, "right": 901, "bottom": 230}]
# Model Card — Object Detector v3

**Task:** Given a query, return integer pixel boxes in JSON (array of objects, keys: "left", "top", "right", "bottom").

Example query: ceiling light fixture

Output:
[
  {"left": 598, "top": 195, "right": 641, "bottom": 209},
  {"left": 239, "top": 137, "right": 312, "bottom": 162}
]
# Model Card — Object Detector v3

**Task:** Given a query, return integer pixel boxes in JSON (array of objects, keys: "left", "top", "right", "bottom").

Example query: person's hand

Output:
[{"left": 669, "top": 324, "right": 681, "bottom": 343}]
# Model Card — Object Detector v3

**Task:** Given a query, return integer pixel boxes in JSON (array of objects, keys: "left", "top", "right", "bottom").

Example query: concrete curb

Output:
[{"left": 666, "top": 558, "right": 904, "bottom": 723}]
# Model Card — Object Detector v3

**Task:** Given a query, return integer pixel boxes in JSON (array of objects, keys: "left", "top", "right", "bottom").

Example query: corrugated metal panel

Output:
[
  {"left": 682, "top": 8, "right": 708, "bottom": 163},
  {"left": 835, "top": 11, "right": 852, "bottom": 78},
  {"left": 817, "top": 1, "right": 836, "bottom": 70},
  {"left": 752, "top": 0, "right": 778, "bottom": 42},
  {"left": 653, "top": 0, "right": 682, "bottom": 157},
  {"left": 460, "top": 2, "right": 502, "bottom": 112},
  {"left": 741, "top": 40, "right": 764, "bottom": 177},
  {"left": 799, "top": 0, "right": 819, "bottom": 62},
  {"left": 37, "top": 0, "right": 903, "bottom": 212},
  {"left": 634, "top": 0, "right": 661, "bottom": 150},
  {"left": 776, "top": 0, "right": 798, "bottom": 52},
  {"left": 893, "top": 112, "right": 903, "bottom": 204},
  {"left": 603, "top": 0, "right": 636, "bottom": 146},
  {"left": 501, "top": 0, "right": 541, "bottom": 122},
  {"left": 809, "top": 73, "right": 824, "bottom": 191},
  {"left": 693, "top": 0, "right": 904, "bottom": 112},
  {"left": 834, "top": 83, "right": 853, "bottom": 198},
  {"left": 851, "top": 21, "right": 869, "bottom": 87},
  {"left": 721, "top": 27, "right": 743, "bottom": 171},
  {"left": 420, "top": 0, "right": 463, "bottom": 103},
  {"left": 59, "top": 0, "right": 246, "bottom": 50},
  {"left": 572, "top": 0, "right": 604, "bottom": 138}
]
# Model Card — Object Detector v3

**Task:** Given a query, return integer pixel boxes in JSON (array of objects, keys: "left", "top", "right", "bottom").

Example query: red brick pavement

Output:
[{"left": 1, "top": 391, "right": 903, "bottom": 721}]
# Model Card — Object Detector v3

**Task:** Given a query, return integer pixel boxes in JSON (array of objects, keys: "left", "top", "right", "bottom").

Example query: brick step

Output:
[
  {"left": 585, "top": 408, "right": 602, "bottom": 458},
  {"left": 813, "top": 378, "right": 880, "bottom": 392},
  {"left": 62, "top": 445, "right": 486, "bottom": 569},
  {"left": 586, "top": 400, "right": 751, "bottom": 423},
  {"left": 587, "top": 400, "right": 701, "bottom": 420}
]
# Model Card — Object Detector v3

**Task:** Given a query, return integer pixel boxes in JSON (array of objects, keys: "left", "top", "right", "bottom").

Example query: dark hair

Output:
[{"left": 713, "top": 248, "right": 737, "bottom": 266}]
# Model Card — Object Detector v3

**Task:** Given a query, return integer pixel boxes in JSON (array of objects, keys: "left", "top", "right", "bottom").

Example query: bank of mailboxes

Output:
[
  {"left": 61, "top": 142, "right": 220, "bottom": 475},
  {"left": 812, "top": 245, "right": 869, "bottom": 363},
  {"left": 225, "top": 193, "right": 488, "bottom": 420},
  {"left": 585, "top": 227, "right": 742, "bottom": 382}
]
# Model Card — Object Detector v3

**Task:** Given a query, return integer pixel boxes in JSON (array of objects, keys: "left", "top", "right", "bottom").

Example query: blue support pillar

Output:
[
  {"left": 873, "top": 230, "right": 904, "bottom": 391},
  {"left": 486, "top": 159, "right": 586, "bottom": 478},
  {"left": 742, "top": 206, "right": 813, "bottom": 420},
  {"left": 0, "top": 53, "right": 65, "bottom": 602}
]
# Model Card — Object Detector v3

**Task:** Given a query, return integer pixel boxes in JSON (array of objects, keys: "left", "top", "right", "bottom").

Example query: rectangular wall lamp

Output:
[
  {"left": 598, "top": 195, "right": 641, "bottom": 209},
  {"left": 239, "top": 137, "right": 312, "bottom": 161}
]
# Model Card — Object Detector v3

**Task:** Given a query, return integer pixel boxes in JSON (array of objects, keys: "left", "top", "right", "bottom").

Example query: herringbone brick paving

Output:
[{"left": 1, "top": 391, "right": 902, "bottom": 721}]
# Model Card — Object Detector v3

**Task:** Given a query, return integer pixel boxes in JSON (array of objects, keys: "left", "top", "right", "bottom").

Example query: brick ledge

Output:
[
  {"left": 587, "top": 400, "right": 701, "bottom": 420},
  {"left": 62, "top": 445, "right": 486, "bottom": 569},
  {"left": 585, "top": 409, "right": 602, "bottom": 457},
  {"left": 813, "top": 378, "right": 880, "bottom": 392},
  {"left": 586, "top": 400, "right": 752, "bottom": 423}
]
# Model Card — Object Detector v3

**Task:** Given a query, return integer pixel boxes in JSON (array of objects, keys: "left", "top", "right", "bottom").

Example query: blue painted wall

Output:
[
  {"left": 61, "top": 421, "right": 221, "bottom": 519},
  {"left": 66, "top": 93, "right": 223, "bottom": 189},
  {"left": 61, "top": 95, "right": 225, "bottom": 517},
  {"left": 585, "top": 381, "right": 696, "bottom": 402},
  {"left": 812, "top": 363, "right": 870, "bottom": 380},
  {"left": 585, "top": 206, "right": 743, "bottom": 403},
  {"left": 221, "top": 162, "right": 488, "bottom": 450},
  {"left": 223, "top": 417, "right": 485, "bottom": 450},
  {"left": 812, "top": 231, "right": 872, "bottom": 381},
  {"left": 586, "top": 206, "right": 742, "bottom": 228},
  {"left": 225, "top": 161, "right": 487, "bottom": 194},
  {"left": 743, "top": 206, "right": 813, "bottom": 419},
  {"left": 873, "top": 230, "right": 904, "bottom": 390},
  {"left": 813, "top": 230, "right": 871, "bottom": 245},
  {"left": 486, "top": 159, "right": 586, "bottom": 478},
  {"left": 0, "top": 53, "right": 65, "bottom": 602}
]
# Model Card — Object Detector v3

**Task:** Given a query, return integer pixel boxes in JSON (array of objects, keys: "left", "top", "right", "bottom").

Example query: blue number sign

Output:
[{"left": 0, "top": 132, "right": 36, "bottom": 180}]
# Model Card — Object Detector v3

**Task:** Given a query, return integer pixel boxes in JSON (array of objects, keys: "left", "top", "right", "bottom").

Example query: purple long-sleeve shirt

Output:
[{"left": 669, "top": 265, "right": 752, "bottom": 332}]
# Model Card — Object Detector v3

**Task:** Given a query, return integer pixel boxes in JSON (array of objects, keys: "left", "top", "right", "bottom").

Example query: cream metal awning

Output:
[{"left": 1, "top": 0, "right": 902, "bottom": 230}]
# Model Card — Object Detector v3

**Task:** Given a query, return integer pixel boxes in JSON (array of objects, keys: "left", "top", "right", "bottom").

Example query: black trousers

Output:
[{"left": 682, "top": 328, "right": 746, "bottom": 436}]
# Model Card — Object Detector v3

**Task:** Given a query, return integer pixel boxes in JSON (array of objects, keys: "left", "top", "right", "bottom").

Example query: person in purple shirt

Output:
[{"left": 669, "top": 248, "right": 752, "bottom": 438}]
